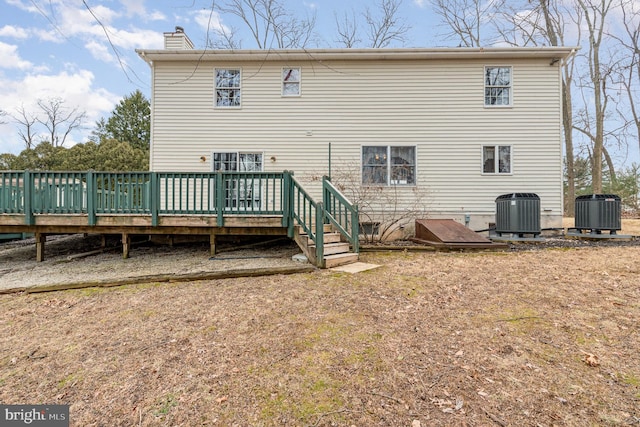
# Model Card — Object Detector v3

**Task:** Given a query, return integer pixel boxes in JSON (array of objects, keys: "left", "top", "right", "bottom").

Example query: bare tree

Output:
[
  {"left": 12, "top": 105, "right": 39, "bottom": 149},
  {"left": 334, "top": 0, "right": 410, "bottom": 48},
  {"left": 573, "top": 0, "right": 614, "bottom": 194},
  {"left": 431, "top": 0, "right": 505, "bottom": 47},
  {"left": 36, "top": 98, "right": 86, "bottom": 148},
  {"left": 0, "top": 109, "right": 7, "bottom": 125},
  {"left": 610, "top": 0, "right": 640, "bottom": 159},
  {"left": 537, "top": 0, "right": 581, "bottom": 215},
  {"left": 363, "top": 0, "right": 411, "bottom": 48},
  {"left": 494, "top": 4, "right": 544, "bottom": 46},
  {"left": 519, "top": 0, "right": 581, "bottom": 215},
  {"left": 209, "top": 25, "right": 242, "bottom": 49},
  {"left": 334, "top": 10, "right": 360, "bottom": 48},
  {"left": 11, "top": 99, "right": 86, "bottom": 150},
  {"left": 214, "top": 0, "right": 316, "bottom": 49}
]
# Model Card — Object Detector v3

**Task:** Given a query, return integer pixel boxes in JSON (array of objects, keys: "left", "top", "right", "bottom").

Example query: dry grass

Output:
[{"left": 1, "top": 244, "right": 639, "bottom": 426}]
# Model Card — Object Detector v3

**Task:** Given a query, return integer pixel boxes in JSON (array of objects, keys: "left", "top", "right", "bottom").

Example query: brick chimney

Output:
[{"left": 163, "top": 26, "right": 194, "bottom": 50}]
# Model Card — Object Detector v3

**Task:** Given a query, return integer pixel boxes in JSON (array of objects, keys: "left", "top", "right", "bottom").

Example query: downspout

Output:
[{"left": 328, "top": 142, "right": 332, "bottom": 180}]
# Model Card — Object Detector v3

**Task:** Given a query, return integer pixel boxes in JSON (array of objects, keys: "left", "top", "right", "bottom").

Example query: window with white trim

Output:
[
  {"left": 483, "top": 145, "right": 511, "bottom": 174},
  {"left": 484, "top": 66, "right": 511, "bottom": 106},
  {"left": 213, "top": 152, "right": 262, "bottom": 172},
  {"left": 362, "top": 146, "right": 416, "bottom": 185},
  {"left": 282, "top": 67, "right": 300, "bottom": 96},
  {"left": 215, "top": 68, "right": 241, "bottom": 107},
  {"left": 213, "top": 152, "right": 263, "bottom": 209}
]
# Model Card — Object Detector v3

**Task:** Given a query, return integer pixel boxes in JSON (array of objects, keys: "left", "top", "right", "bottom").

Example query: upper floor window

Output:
[
  {"left": 483, "top": 145, "right": 511, "bottom": 174},
  {"left": 215, "top": 68, "right": 241, "bottom": 107},
  {"left": 282, "top": 68, "right": 301, "bottom": 96},
  {"left": 484, "top": 66, "right": 511, "bottom": 106},
  {"left": 362, "top": 146, "right": 416, "bottom": 186}
]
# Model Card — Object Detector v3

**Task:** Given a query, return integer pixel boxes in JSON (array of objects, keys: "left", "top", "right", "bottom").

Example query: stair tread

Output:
[
  {"left": 309, "top": 242, "right": 349, "bottom": 247},
  {"left": 324, "top": 252, "right": 359, "bottom": 268},
  {"left": 324, "top": 252, "right": 358, "bottom": 259}
]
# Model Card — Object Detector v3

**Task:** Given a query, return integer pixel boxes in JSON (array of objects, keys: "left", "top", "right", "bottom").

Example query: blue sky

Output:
[{"left": 0, "top": 0, "right": 441, "bottom": 155}]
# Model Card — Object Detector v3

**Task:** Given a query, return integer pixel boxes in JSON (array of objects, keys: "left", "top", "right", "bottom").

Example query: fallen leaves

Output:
[
  {"left": 430, "top": 396, "right": 465, "bottom": 413},
  {"left": 582, "top": 352, "right": 600, "bottom": 367}
]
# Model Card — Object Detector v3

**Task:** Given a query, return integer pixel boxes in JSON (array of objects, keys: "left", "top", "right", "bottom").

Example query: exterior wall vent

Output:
[
  {"left": 494, "top": 193, "right": 541, "bottom": 236},
  {"left": 574, "top": 194, "right": 621, "bottom": 233}
]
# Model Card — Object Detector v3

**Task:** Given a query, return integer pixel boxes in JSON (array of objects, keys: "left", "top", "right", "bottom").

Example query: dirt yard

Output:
[
  {"left": 1, "top": 226, "right": 639, "bottom": 426},
  {"left": 0, "top": 234, "right": 308, "bottom": 292}
]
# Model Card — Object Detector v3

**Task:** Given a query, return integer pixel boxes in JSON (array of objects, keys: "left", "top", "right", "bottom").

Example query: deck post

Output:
[
  {"left": 151, "top": 172, "right": 159, "bottom": 227},
  {"left": 352, "top": 205, "right": 360, "bottom": 253},
  {"left": 87, "top": 170, "right": 96, "bottom": 225},
  {"left": 122, "top": 233, "right": 131, "bottom": 259},
  {"left": 216, "top": 172, "right": 225, "bottom": 227},
  {"left": 24, "top": 170, "right": 34, "bottom": 225},
  {"left": 35, "top": 232, "right": 46, "bottom": 262},
  {"left": 210, "top": 233, "right": 217, "bottom": 256},
  {"left": 285, "top": 171, "right": 294, "bottom": 238},
  {"left": 315, "top": 202, "right": 325, "bottom": 268}
]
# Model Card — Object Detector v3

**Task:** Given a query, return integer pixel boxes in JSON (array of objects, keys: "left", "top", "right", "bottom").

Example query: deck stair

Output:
[{"left": 293, "top": 224, "right": 359, "bottom": 268}]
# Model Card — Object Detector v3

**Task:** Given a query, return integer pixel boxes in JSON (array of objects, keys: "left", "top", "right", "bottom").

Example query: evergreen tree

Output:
[{"left": 103, "top": 90, "right": 150, "bottom": 151}]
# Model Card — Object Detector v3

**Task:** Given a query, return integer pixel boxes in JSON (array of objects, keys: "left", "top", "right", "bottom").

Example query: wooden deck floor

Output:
[{"left": 0, "top": 214, "right": 287, "bottom": 261}]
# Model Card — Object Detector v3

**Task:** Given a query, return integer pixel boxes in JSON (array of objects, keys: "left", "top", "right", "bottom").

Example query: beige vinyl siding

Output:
[
  {"left": 149, "top": 55, "right": 564, "bottom": 228},
  {"left": 163, "top": 33, "right": 194, "bottom": 50}
]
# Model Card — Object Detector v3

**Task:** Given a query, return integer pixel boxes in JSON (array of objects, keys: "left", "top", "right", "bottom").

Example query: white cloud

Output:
[
  {"left": 192, "top": 9, "right": 227, "bottom": 35},
  {"left": 148, "top": 11, "right": 167, "bottom": 21},
  {"left": 0, "top": 25, "right": 30, "bottom": 39},
  {"left": 0, "top": 69, "right": 119, "bottom": 153},
  {"left": 5, "top": 0, "right": 37, "bottom": 13},
  {"left": 85, "top": 40, "right": 117, "bottom": 63},
  {"left": 116, "top": 0, "right": 166, "bottom": 21},
  {"left": 119, "top": 0, "right": 146, "bottom": 17},
  {"left": 413, "top": 0, "right": 427, "bottom": 7},
  {"left": 107, "top": 28, "right": 164, "bottom": 50},
  {"left": 18, "top": 1, "right": 164, "bottom": 59},
  {"left": 0, "top": 41, "right": 33, "bottom": 70}
]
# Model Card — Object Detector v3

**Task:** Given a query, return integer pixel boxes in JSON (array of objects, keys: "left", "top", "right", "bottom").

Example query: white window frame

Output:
[
  {"left": 212, "top": 152, "right": 264, "bottom": 209},
  {"left": 484, "top": 66, "right": 512, "bottom": 107},
  {"left": 362, "top": 146, "right": 416, "bottom": 186},
  {"left": 282, "top": 67, "right": 301, "bottom": 97},
  {"left": 215, "top": 68, "right": 242, "bottom": 108},
  {"left": 482, "top": 145, "right": 512, "bottom": 174},
  {"left": 212, "top": 152, "right": 263, "bottom": 172}
]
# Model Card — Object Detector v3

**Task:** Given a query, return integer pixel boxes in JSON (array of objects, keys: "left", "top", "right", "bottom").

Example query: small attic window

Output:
[{"left": 282, "top": 68, "right": 300, "bottom": 96}]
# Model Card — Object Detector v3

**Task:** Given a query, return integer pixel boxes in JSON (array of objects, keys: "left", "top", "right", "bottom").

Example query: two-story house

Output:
[{"left": 137, "top": 28, "right": 575, "bottom": 235}]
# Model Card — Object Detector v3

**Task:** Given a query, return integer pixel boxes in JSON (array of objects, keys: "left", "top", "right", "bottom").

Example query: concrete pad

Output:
[{"left": 330, "top": 262, "right": 381, "bottom": 274}]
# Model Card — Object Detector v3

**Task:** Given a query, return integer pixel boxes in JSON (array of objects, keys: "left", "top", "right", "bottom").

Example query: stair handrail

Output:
[
  {"left": 322, "top": 176, "right": 359, "bottom": 253},
  {"left": 287, "top": 173, "right": 324, "bottom": 266}
]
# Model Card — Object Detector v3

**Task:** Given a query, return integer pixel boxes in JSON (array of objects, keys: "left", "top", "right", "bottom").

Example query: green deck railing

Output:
[
  {"left": 0, "top": 171, "right": 24, "bottom": 214},
  {"left": 323, "top": 176, "right": 359, "bottom": 253},
  {"left": 0, "top": 170, "right": 360, "bottom": 262},
  {"left": 0, "top": 171, "right": 290, "bottom": 227},
  {"left": 289, "top": 173, "right": 325, "bottom": 265}
]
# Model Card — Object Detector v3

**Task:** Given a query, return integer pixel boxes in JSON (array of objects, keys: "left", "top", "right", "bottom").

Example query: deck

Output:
[{"left": 0, "top": 171, "right": 359, "bottom": 267}]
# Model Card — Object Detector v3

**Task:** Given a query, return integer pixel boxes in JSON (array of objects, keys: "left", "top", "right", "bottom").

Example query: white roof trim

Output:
[{"left": 137, "top": 47, "right": 579, "bottom": 64}]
